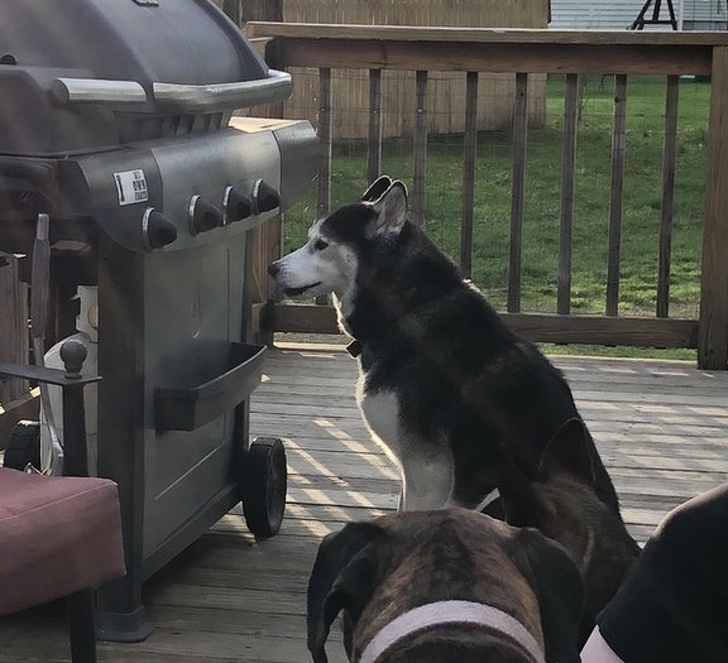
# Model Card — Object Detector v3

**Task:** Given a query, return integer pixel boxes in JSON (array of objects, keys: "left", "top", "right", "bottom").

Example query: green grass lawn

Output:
[{"left": 281, "top": 75, "right": 710, "bottom": 359}]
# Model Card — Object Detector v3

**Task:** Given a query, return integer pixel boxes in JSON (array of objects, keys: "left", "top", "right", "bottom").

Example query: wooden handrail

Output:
[
  {"left": 248, "top": 22, "right": 727, "bottom": 74},
  {"left": 248, "top": 23, "right": 728, "bottom": 46}
]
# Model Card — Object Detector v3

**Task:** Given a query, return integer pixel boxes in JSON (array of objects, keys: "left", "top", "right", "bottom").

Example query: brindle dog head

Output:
[
  {"left": 307, "top": 508, "right": 583, "bottom": 663},
  {"left": 497, "top": 418, "right": 641, "bottom": 647}
]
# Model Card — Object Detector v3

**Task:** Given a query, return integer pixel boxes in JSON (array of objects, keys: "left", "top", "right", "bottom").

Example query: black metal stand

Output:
[
  {"left": 630, "top": 0, "right": 678, "bottom": 30},
  {"left": 0, "top": 339, "right": 106, "bottom": 663}
]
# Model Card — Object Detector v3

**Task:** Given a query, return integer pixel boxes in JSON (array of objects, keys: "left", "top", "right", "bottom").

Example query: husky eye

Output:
[{"left": 314, "top": 239, "right": 329, "bottom": 251}]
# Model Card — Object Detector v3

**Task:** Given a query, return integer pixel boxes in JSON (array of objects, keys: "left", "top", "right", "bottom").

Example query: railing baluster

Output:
[
  {"left": 247, "top": 24, "right": 718, "bottom": 359},
  {"left": 606, "top": 74, "right": 628, "bottom": 317},
  {"left": 367, "top": 69, "right": 383, "bottom": 185},
  {"left": 317, "top": 67, "right": 333, "bottom": 219},
  {"left": 657, "top": 75, "right": 679, "bottom": 319},
  {"left": 460, "top": 71, "right": 478, "bottom": 279},
  {"left": 508, "top": 72, "right": 528, "bottom": 313},
  {"left": 412, "top": 70, "right": 428, "bottom": 228},
  {"left": 558, "top": 73, "right": 579, "bottom": 315}
]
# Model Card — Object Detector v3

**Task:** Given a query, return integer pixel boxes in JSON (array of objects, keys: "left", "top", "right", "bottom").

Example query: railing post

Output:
[
  {"left": 317, "top": 68, "right": 333, "bottom": 219},
  {"left": 657, "top": 75, "right": 679, "bottom": 319},
  {"left": 606, "top": 75, "right": 628, "bottom": 317},
  {"left": 558, "top": 74, "right": 579, "bottom": 315},
  {"left": 460, "top": 71, "right": 478, "bottom": 279},
  {"left": 412, "top": 70, "right": 428, "bottom": 228},
  {"left": 257, "top": 37, "right": 286, "bottom": 299},
  {"left": 367, "top": 69, "right": 383, "bottom": 185},
  {"left": 508, "top": 72, "right": 528, "bottom": 313},
  {"left": 698, "top": 47, "right": 728, "bottom": 369}
]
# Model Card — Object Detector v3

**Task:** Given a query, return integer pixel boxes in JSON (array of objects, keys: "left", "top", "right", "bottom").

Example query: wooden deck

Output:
[{"left": 2, "top": 344, "right": 728, "bottom": 662}]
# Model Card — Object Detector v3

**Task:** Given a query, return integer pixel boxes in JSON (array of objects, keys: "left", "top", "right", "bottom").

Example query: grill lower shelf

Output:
[{"left": 153, "top": 342, "right": 265, "bottom": 431}]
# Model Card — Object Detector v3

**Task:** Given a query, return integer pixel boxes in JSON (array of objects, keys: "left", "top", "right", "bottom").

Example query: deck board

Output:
[{"left": 2, "top": 344, "right": 728, "bottom": 662}]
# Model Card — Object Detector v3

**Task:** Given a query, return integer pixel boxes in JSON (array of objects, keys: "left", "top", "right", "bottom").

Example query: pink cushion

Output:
[{"left": 0, "top": 468, "right": 126, "bottom": 615}]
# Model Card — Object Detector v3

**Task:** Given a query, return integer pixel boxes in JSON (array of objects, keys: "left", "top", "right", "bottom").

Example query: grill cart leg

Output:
[
  {"left": 94, "top": 240, "right": 153, "bottom": 643},
  {"left": 96, "top": 600, "right": 152, "bottom": 643},
  {"left": 242, "top": 436, "right": 287, "bottom": 539}
]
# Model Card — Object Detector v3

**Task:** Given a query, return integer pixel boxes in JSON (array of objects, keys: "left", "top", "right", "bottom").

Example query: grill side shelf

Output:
[{"left": 154, "top": 343, "right": 265, "bottom": 431}]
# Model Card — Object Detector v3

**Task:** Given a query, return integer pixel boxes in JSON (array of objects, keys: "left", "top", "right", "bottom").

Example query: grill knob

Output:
[
  {"left": 253, "top": 179, "right": 280, "bottom": 214},
  {"left": 188, "top": 195, "right": 222, "bottom": 235},
  {"left": 142, "top": 208, "right": 177, "bottom": 250},
  {"left": 222, "top": 186, "right": 253, "bottom": 224}
]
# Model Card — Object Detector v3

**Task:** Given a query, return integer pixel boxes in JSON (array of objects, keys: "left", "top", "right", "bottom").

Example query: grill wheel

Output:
[{"left": 242, "top": 436, "right": 287, "bottom": 539}]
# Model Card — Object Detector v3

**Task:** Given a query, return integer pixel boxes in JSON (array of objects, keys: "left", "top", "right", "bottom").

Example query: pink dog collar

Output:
[{"left": 359, "top": 599, "right": 545, "bottom": 663}]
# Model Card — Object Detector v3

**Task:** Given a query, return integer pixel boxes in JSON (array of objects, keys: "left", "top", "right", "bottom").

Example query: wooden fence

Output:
[
  {"left": 247, "top": 23, "right": 728, "bottom": 370},
  {"left": 278, "top": 0, "right": 549, "bottom": 138},
  {"left": 0, "top": 254, "right": 28, "bottom": 408}
]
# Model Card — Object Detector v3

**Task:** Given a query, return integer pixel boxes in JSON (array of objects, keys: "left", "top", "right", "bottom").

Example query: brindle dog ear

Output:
[
  {"left": 361, "top": 175, "right": 393, "bottom": 202},
  {"left": 307, "top": 522, "right": 385, "bottom": 663},
  {"left": 521, "top": 528, "right": 584, "bottom": 663},
  {"left": 537, "top": 417, "right": 595, "bottom": 485},
  {"left": 496, "top": 450, "right": 547, "bottom": 528}
]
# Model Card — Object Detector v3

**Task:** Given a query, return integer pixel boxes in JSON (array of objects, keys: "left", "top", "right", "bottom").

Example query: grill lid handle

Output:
[{"left": 152, "top": 68, "right": 292, "bottom": 112}]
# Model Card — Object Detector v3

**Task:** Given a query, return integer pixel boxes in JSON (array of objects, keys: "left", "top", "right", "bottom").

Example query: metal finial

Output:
[{"left": 59, "top": 338, "right": 87, "bottom": 379}]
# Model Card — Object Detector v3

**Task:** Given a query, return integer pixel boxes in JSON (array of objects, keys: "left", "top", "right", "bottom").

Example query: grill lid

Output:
[{"left": 0, "top": 0, "right": 291, "bottom": 156}]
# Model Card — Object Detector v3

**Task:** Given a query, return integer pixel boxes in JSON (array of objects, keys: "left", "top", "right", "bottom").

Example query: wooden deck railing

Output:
[{"left": 247, "top": 23, "right": 728, "bottom": 370}]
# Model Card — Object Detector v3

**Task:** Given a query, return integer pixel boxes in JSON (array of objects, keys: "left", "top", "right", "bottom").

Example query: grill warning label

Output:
[{"left": 114, "top": 169, "right": 149, "bottom": 206}]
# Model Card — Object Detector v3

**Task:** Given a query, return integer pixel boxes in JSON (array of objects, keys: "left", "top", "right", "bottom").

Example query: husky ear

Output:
[
  {"left": 368, "top": 181, "right": 408, "bottom": 238},
  {"left": 537, "top": 418, "right": 595, "bottom": 486},
  {"left": 361, "top": 175, "right": 393, "bottom": 202},
  {"left": 521, "top": 528, "right": 584, "bottom": 663},
  {"left": 307, "top": 522, "right": 384, "bottom": 663}
]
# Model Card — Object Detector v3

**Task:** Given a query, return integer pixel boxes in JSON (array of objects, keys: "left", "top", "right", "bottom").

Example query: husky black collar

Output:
[
  {"left": 358, "top": 600, "right": 545, "bottom": 663},
  {"left": 346, "top": 338, "right": 363, "bottom": 357}
]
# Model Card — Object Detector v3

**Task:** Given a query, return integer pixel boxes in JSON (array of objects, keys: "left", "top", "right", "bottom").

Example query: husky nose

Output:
[{"left": 268, "top": 262, "right": 281, "bottom": 278}]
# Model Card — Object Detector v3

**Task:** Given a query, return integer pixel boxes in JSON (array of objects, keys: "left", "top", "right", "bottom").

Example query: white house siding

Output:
[
  {"left": 549, "top": 0, "right": 727, "bottom": 30},
  {"left": 682, "top": 0, "right": 727, "bottom": 29},
  {"left": 549, "top": 1, "right": 640, "bottom": 29}
]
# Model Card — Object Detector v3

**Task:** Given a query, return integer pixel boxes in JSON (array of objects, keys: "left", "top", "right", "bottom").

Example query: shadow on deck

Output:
[{"left": 2, "top": 344, "right": 727, "bottom": 662}]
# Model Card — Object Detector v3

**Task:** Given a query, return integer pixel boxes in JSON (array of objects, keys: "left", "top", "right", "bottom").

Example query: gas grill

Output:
[{"left": 0, "top": 0, "right": 317, "bottom": 640}]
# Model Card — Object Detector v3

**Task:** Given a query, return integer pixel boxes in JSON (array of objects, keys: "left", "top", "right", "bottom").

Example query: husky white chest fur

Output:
[
  {"left": 356, "top": 383, "right": 456, "bottom": 510},
  {"left": 268, "top": 176, "right": 621, "bottom": 516}
]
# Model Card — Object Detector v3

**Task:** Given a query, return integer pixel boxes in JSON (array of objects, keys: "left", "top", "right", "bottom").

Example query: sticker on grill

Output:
[{"left": 114, "top": 169, "right": 149, "bottom": 206}]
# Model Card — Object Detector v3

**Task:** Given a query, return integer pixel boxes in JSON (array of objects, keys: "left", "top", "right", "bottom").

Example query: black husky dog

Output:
[{"left": 268, "top": 176, "right": 621, "bottom": 517}]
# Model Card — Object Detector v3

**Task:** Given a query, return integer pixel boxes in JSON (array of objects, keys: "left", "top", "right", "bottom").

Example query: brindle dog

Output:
[
  {"left": 307, "top": 509, "right": 583, "bottom": 663},
  {"left": 497, "top": 418, "right": 641, "bottom": 647}
]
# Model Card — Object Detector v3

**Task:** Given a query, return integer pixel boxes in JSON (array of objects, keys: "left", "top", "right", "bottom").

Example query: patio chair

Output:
[{"left": 0, "top": 338, "right": 125, "bottom": 663}]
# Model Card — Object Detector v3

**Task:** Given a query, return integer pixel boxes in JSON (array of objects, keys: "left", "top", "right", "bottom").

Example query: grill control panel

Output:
[
  {"left": 61, "top": 128, "right": 291, "bottom": 252},
  {"left": 54, "top": 119, "right": 316, "bottom": 253}
]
